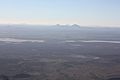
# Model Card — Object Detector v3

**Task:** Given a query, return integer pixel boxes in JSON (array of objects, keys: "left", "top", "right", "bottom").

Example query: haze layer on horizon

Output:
[{"left": 0, "top": 0, "right": 120, "bottom": 27}]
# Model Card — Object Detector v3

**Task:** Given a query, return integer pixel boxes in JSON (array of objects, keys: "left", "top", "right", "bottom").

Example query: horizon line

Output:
[{"left": 0, "top": 23, "right": 120, "bottom": 28}]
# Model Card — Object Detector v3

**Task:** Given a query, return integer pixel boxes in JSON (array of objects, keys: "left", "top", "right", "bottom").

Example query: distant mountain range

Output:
[{"left": 0, "top": 24, "right": 119, "bottom": 28}]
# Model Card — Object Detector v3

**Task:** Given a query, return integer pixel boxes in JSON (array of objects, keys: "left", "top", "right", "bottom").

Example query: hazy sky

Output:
[{"left": 0, "top": 0, "right": 120, "bottom": 26}]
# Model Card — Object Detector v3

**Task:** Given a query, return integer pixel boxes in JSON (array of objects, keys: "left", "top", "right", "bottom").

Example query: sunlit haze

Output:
[{"left": 0, "top": 0, "right": 120, "bottom": 27}]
